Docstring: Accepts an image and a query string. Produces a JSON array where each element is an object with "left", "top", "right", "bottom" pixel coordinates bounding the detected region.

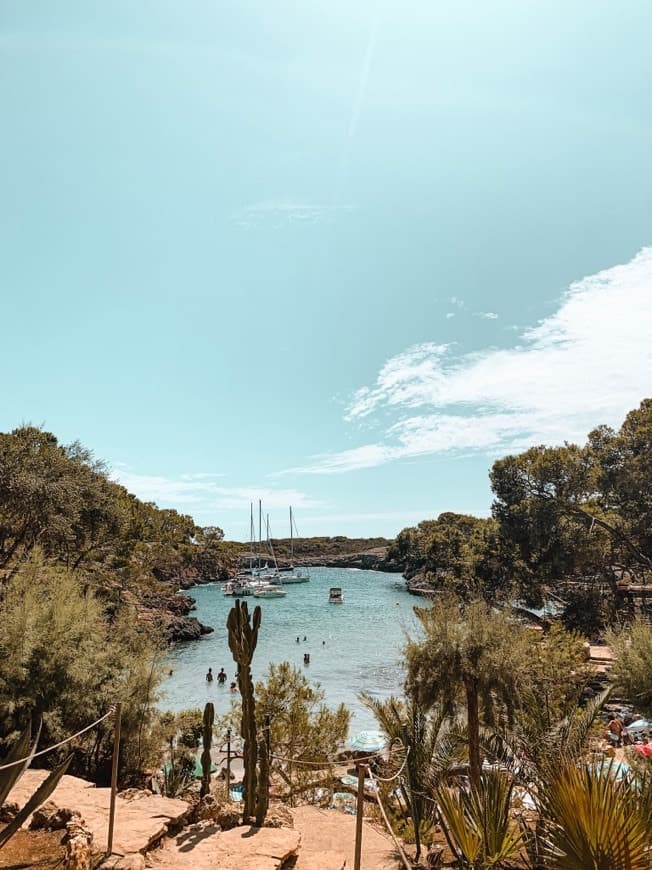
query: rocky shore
[
  {"left": 237, "top": 546, "right": 402, "bottom": 574},
  {"left": 122, "top": 588, "right": 215, "bottom": 643}
]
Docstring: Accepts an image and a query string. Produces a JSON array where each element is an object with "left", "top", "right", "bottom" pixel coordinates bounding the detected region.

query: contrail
[
  {"left": 333, "top": 10, "right": 381, "bottom": 207},
  {"left": 348, "top": 16, "right": 379, "bottom": 141}
]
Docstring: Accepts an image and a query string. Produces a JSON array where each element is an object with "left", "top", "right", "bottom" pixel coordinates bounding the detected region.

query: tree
[
  {"left": 607, "top": 617, "right": 652, "bottom": 717},
  {"left": 0, "top": 550, "right": 163, "bottom": 782},
  {"left": 0, "top": 426, "right": 125, "bottom": 574},
  {"left": 405, "top": 598, "right": 525, "bottom": 789},
  {"left": 389, "top": 513, "right": 514, "bottom": 601},
  {"left": 512, "top": 624, "right": 593, "bottom": 752},
  {"left": 256, "top": 662, "right": 349, "bottom": 804}
]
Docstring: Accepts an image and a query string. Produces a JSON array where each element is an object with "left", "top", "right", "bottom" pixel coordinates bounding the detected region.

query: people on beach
[
  {"left": 206, "top": 667, "right": 213, "bottom": 682},
  {"left": 217, "top": 668, "right": 227, "bottom": 685},
  {"left": 606, "top": 714, "right": 625, "bottom": 747}
]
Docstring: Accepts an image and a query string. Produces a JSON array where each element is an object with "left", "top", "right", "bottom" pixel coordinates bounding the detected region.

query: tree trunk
[{"left": 465, "top": 677, "right": 481, "bottom": 790}]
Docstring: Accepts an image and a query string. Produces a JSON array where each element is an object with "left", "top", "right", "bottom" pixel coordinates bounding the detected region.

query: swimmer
[
  {"left": 230, "top": 681, "right": 238, "bottom": 693},
  {"left": 303, "top": 635, "right": 307, "bottom": 642},
  {"left": 303, "top": 653, "right": 310, "bottom": 665},
  {"left": 206, "top": 667, "right": 213, "bottom": 682},
  {"left": 322, "top": 640, "right": 326, "bottom": 646},
  {"left": 296, "top": 636, "right": 300, "bottom": 643},
  {"left": 217, "top": 667, "right": 227, "bottom": 685}
]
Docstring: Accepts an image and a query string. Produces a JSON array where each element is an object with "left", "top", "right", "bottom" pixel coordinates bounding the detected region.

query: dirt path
[{"left": 290, "top": 805, "right": 401, "bottom": 870}]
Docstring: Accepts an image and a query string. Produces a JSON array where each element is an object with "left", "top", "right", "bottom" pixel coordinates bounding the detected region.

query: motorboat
[
  {"left": 253, "top": 584, "right": 288, "bottom": 598},
  {"left": 329, "top": 587, "right": 344, "bottom": 604}
]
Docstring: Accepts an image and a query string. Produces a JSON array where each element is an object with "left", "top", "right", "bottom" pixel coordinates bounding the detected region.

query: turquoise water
[{"left": 162, "top": 568, "right": 418, "bottom": 732}]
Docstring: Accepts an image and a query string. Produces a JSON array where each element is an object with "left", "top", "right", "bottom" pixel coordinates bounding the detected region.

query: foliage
[
  {"left": 255, "top": 662, "right": 349, "bottom": 804},
  {"left": 534, "top": 759, "right": 650, "bottom": 869},
  {"left": 359, "top": 692, "right": 444, "bottom": 860},
  {"left": 388, "top": 513, "right": 513, "bottom": 601},
  {"left": 0, "top": 551, "right": 163, "bottom": 783},
  {"left": 405, "top": 598, "right": 526, "bottom": 788},
  {"left": 161, "top": 738, "right": 195, "bottom": 798},
  {"left": 0, "top": 725, "right": 72, "bottom": 850},
  {"left": 513, "top": 625, "right": 593, "bottom": 748},
  {"left": 560, "top": 586, "right": 616, "bottom": 638},
  {"left": 490, "top": 399, "right": 652, "bottom": 606},
  {"left": 236, "top": 535, "right": 391, "bottom": 560},
  {"left": 607, "top": 617, "right": 652, "bottom": 717},
  {"left": 226, "top": 599, "right": 268, "bottom": 825},
  {"left": 436, "top": 770, "right": 526, "bottom": 869}
]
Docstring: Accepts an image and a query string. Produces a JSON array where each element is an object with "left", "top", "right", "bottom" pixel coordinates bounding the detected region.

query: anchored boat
[{"left": 328, "top": 587, "right": 344, "bottom": 604}]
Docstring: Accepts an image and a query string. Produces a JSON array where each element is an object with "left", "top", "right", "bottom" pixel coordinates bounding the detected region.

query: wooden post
[
  {"left": 354, "top": 763, "right": 367, "bottom": 870},
  {"left": 226, "top": 728, "right": 231, "bottom": 797},
  {"left": 107, "top": 703, "right": 122, "bottom": 857}
]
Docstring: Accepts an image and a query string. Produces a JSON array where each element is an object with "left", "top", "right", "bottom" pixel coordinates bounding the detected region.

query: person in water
[
  {"left": 217, "top": 668, "right": 227, "bottom": 685},
  {"left": 230, "top": 681, "right": 238, "bottom": 693},
  {"left": 303, "top": 653, "right": 310, "bottom": 665},
  {"left": 303, "top": 635, "right": 307, "bottom": 642},
  {"left": 296, "top": 636, "right": 300, "bottom": 643},
  {"left": 206, "top": 668, "right": 213, "bottom": 682}
]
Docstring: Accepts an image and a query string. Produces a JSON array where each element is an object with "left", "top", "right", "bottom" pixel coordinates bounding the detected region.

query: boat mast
[
  {"left": 289, "top": 506, "right": 294, "bottom": 567},
  {"left": 267, "top": 514, "right": 279, "bottom": 570},
  {"left": 249, "top": 502, "right": 254, "bottom": 573},
  {"left": 258, "top": 499, "right": 262, "bottom": 570}
]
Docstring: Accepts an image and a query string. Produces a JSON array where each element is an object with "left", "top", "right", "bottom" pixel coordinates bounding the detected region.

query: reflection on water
[{"left": 162, "top": 567, "right": 418, "bottom": 732}]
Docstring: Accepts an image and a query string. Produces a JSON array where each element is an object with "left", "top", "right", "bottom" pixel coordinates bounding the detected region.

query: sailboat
[
  {"left": 275, "top": 507, "right": 310, "bottom": 584},
  {"left": 223, "top": 502, "right": 269, "bottom": 596}
]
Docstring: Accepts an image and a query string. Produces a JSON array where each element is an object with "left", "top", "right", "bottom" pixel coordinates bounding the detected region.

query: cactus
[
  {"left": 200, "top": 702, "right": 214, "bottom": 798},
  {"left": 0, "top": 725, "right": 73, "bottom": 850},
  {"left": 226, "top": 599, "right": 268, "bottom": 825},
  {"left": 255, "top": 734, "right": 270, "bottom": 826}
]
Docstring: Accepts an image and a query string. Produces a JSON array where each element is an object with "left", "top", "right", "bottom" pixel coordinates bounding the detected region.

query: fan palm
[
  {"left": 535, "top": 758, "right": 650, "bottom": 870},
  {"left": 436, "top": 769, "right": 526, "bottom": 868},
  {"left": 359, "top": 692, "right": 446, "bottom": 860}
]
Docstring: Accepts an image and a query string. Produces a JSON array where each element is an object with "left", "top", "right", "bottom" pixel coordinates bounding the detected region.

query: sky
[{"left": 2, "top": 1, "right": 652, "bottom": 540}]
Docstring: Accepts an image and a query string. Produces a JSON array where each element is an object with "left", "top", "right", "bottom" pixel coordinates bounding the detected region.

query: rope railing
[
  {"left": 269, "top": 744, "right": 405, "bottom": 768},
  {"left": 369, "top": 745, "right": 410, "bottom": 782},
  {"left": 368, "top": 766, "right": 412, "bottom": 870},
  {"left": 0, "top": 706, "right": 117, "bottom": 772}
]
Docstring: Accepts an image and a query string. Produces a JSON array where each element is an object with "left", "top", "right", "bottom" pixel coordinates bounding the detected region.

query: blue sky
[{"left": 2, "top": 1, "right": 651, "bottom": 539}]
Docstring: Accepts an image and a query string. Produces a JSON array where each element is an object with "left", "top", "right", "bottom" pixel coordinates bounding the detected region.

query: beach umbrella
[
  {"left": 349, "top": 730, "right": 387, "bottom": 753},
  {"left": 590, "top": 759, "right": 630, "bottom": 781}
]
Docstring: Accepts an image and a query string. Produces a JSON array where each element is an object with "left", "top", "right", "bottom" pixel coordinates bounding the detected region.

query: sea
[{"left": 162, "top": 567, "right": 419, "bottom": 733}]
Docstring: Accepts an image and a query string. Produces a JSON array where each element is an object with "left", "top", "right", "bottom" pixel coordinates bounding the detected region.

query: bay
[{"left": 162, "top": 567, "right": 418, "bottom": 732}]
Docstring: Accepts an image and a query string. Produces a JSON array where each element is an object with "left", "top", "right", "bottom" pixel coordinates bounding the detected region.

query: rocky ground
[{"left": 2, "top": 771, "right": 402, "bottom": 870}]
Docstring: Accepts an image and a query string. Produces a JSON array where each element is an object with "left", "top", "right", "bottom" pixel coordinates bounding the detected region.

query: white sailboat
[{"left": 275, "top": 507, "right": 310, "bottom": 584}]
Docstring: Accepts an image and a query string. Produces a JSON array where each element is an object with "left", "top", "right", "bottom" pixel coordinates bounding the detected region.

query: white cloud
[
  {"left": 473, "top": 311, "right": 499, "bottom": 320},
  {"left": 111, "top": 468, "right": 320, "bottom": 518},
  {"left": 232, "top": 199, "right": 356, "bottom": 229},
  {"left": 291, "top": 247, "right": 652, "bottom": 473},
  {"left": 445, "top": 312, "right": 455, "bottom": 319}
]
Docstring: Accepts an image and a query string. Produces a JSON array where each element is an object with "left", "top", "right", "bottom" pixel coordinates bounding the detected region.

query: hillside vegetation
[{"left": 390, "top": 399, "right": 652, "bottom": 634}]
